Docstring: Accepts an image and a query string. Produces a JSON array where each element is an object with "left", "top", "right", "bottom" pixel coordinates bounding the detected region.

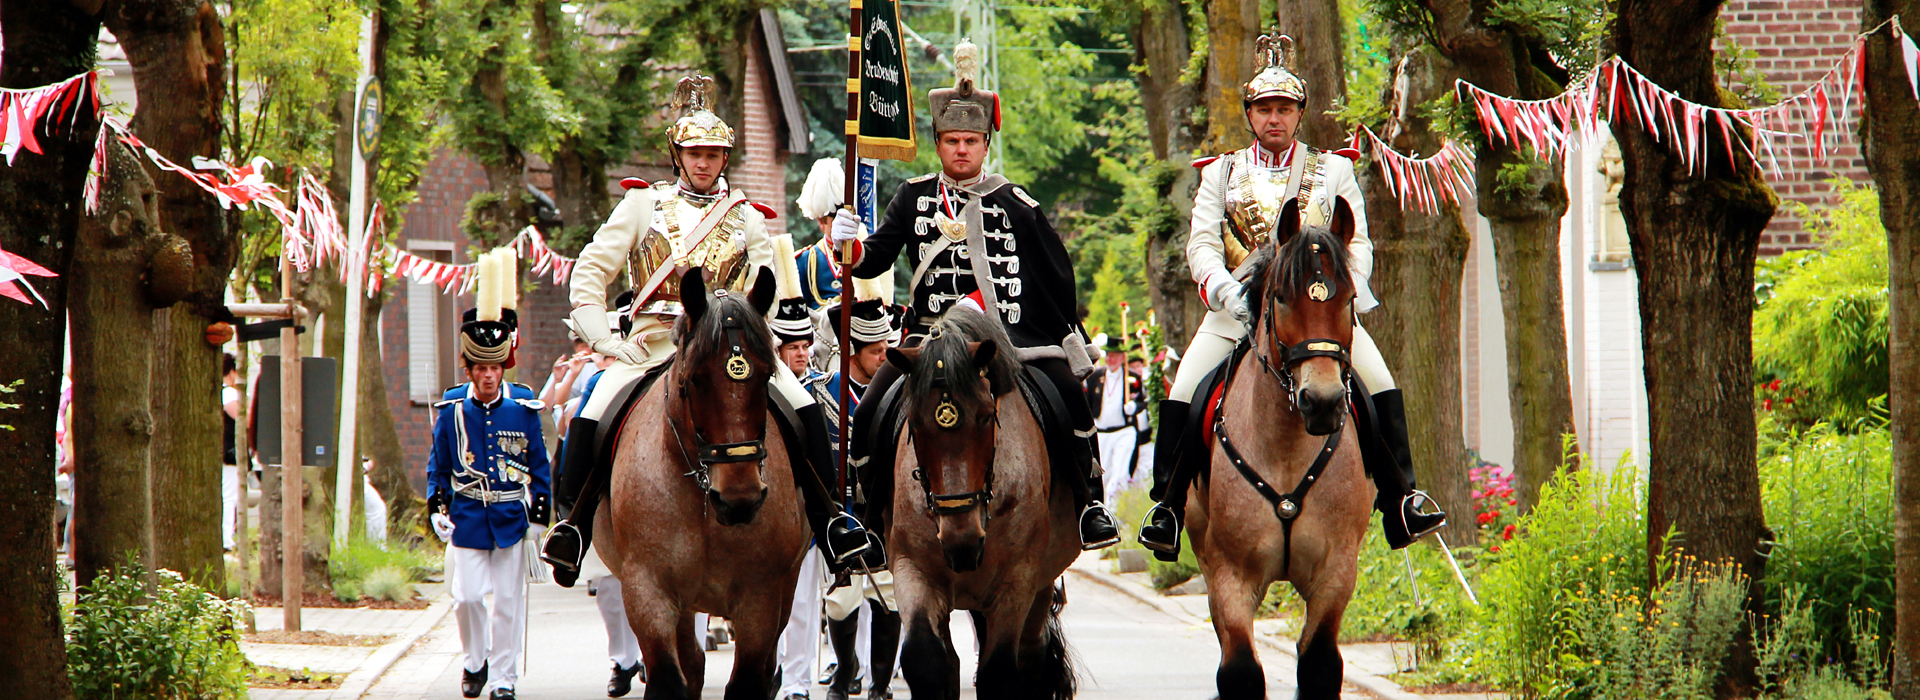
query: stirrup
[
  {"left": 540, "top": 521, "right": 584, "bottom": 571},
  {"left": 1079, "top": 501, "right": 1120, "bottom": 551},
  {"left": 1137, "top": 502, "right": 1181, "bottom": 553},
  {"left": 1401, "top": 491, "right": 1447, "bottom": 541},
  {"left": 822, "top": 512, "right": 874, "bottom": 564}
]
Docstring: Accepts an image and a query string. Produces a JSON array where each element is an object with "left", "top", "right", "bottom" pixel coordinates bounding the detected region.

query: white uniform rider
[{"left": 1137, "top": 34, "right": 1446, "bottom": 558}]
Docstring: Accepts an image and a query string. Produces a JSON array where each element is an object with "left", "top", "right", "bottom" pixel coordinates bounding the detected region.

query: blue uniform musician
[
  {"left": 427, "top": 287, "right": 552, "bottom": 700},
  {"left": 827, "top": 40, "right": 1120, "bottom": 549}
]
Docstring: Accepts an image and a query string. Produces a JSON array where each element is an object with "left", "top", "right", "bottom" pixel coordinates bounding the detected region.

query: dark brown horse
[
  {"left": 1186, "top": 199, "right": 1372, "bottom": 699},
  {"left": 597, "top": 268, "right": 811, "bottom": 700},
  {"left": 879, "top": 308, "right": 1080, "bottom": 700}
]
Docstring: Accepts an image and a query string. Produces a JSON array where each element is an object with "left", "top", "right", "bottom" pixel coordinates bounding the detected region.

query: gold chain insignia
[{"left": 934, "top": 397, "right": 961, "bottom": 429}]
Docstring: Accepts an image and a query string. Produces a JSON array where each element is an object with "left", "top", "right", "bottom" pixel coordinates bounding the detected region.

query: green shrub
[
  {"left": 1753, "top": 181, "right": 1889, "bottom": 426},
  {"left": 66, "top": 565, "right": 252, "bottom": 700},
  {"left": 1477, "top": 466, "right": 1649, "bottom": 697},
  {"left": 1108, "top": 485, "right": 1202, "bottom": 591},
  {"left": 328, "top": 535, "right": 441, "bottom": 602},
  {"left": 1759, "top": 422, "right": 1895, "bottom": 665},
  {"left": 1569, "top": 559, "right": 1750, "bottom": 700},
  {"left": 362, "top": 565, "right": 419, "bottom": 603}
]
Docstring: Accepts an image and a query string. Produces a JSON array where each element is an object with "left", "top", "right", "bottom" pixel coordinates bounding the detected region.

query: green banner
[{"left": 857, "top": 0, "right": 917, "bottom": 161}]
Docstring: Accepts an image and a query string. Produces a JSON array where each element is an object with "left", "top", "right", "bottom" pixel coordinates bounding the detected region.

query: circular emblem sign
[{"left": 357, "top": 78, "right": 385, "bottom": 155}]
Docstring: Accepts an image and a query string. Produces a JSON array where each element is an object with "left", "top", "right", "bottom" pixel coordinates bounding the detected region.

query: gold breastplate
[
  {"left": 1221, "top": 148, "right": 1321, "bottom": 270},
  {"left": 628, "top": 188, "right": 750, "bottom": 304}
]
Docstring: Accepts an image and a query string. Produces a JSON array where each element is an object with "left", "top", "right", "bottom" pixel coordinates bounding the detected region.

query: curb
[
  {"left": 1065, "top": 563, "right": 1424, "bottom": 700},
  {"left": 334, "top": 594, "right": 455, "bottom": 699}
]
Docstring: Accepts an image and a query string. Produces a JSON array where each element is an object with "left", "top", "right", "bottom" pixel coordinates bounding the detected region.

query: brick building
[{"left": 382, "top": 11, "right": 809, "bottom": 490}]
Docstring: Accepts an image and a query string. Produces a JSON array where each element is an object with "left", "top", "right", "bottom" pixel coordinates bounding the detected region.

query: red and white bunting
[
  {"left": 1, "top": 71, "right": 100, "bottom": 165},
  {"left": 1353, "top": 126, "right": 1476, "bottom": 215},
  {"left": 512, "top": 225, "right": 577, "bottom": 286}
]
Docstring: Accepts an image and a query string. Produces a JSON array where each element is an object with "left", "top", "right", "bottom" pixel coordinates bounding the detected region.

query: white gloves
[
  {"left": 1204, "top": 272, "right": 1250, "bottom": 322},
  {"left": 571, "top": 305, "right": 644, "bottom": 365},
  {"left": 828, "top": 208, "right": 863, "bottom": 245},
  {"left": 431, "top": 513, "right": 455, "bottom": 542}
]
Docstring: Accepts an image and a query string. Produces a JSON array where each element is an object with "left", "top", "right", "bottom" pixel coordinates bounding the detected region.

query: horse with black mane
[
  {"left": 872, "top": 307, "right": 1081, "bottom": 700},
  {"left": 1185, "top": 198, "right": 1373, "bottom": 699},
  {"left": 596, "top": 267, "right": 813, "bottom": 700}
]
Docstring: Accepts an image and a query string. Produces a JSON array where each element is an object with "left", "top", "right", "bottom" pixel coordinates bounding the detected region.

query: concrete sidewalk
[
  {"left": 246, "top": 584, "right": 454, "bottom": 700},
  {"left": 1065, "top": 551, "right": 1503, "bottom": 700}
]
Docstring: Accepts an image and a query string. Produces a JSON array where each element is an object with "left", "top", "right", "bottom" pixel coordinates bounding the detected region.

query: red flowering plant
[{"left": 1467, "top": 453, "right": 1521, "bottom": 556}]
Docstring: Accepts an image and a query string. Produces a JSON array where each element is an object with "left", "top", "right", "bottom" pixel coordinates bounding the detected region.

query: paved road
[{"left": 367, "top": 572, "right": 1351, "bottom": 699}]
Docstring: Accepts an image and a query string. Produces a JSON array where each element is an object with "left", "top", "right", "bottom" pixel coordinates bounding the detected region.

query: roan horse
[
  {"left": 876, "top": 308, "right": 1080, "bottom": 700},
  {"left": 597, "top": 267, "right": 810, "bottom": 700},
  {"left": 1186, "top": 198, "right": 1372, "bottom": 699}
]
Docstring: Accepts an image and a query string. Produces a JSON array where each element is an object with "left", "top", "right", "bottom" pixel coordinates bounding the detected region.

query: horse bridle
[
  {"left": 668, "top": 297, "right": 769, "bottom": 495},
  {"left": 908, "top": 351, "right": 997, "bottom": 522}
]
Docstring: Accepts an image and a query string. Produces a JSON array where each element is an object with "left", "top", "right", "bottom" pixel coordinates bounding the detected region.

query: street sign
[{"left": 357, "top": 78, "right": 384, "bottom": 155}]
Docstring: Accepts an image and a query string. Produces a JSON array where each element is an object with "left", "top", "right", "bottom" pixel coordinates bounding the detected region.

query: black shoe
[
  {"left": 1138, "top": 502, "right": 1182, "bottom": 561},
  {"left": 541, "top": 521, "right": 584, "bottom": 588},
  {"left": 1079, "top": 501, "right": 1120, "bottom": 550},
  {"left": 818, "top": 662, "right": 838, "bottom": 686},
  {"left": 461, "top": 663, "right": 487, "bottom": 698},
  {"left": 1384, "top": 491, "right": 1448, "bottom": 549},
  {"left": 489, "top": 688, "right": 516, "bottom": 700},
  {"left": 607, "top": 661, "right": 643, "bottom": 697}
]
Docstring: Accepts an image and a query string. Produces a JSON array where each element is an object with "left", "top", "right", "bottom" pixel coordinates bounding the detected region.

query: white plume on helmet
[{"left": 798, "top": 158, "right": 845, "bottom": 221}]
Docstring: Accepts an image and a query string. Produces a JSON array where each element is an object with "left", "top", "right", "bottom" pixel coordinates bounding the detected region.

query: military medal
[{"left": 934, "top": 212, "right": 967, "bottom": 241}]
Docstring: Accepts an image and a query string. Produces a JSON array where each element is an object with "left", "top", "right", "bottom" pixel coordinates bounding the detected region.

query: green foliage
[
  {"left": 225, "top": 0, "right": 362, "bottom": 168},
  {"left": 372, "top": 0, "right": 454, "bottom": 220},
  {"left": 438, "top": 0, "right": 582, "bottom": 166},
  {"left": 1484, "top": 0, "right": 1610, "bottom": 76},
  {"left": 1758, "top": 423, "right": 1896, "bottom": 666},
  {"left": 66, "top": 565, "right": 253, "bottom": 700},
  {"left": 1476, "top": 465, "right": 1650, "bottom": 696},
  {"left": 328, "top": 535, "right": 441, "bottom": 603},
  {"left": 1564, "top": 560, "right": 1750, "bottom": 700},
  {"left": 1756, "top": 588, "right": 1893, "bottom": 699},
  {"left": 1342, "top": 514, "right": 1477, "bottom": 661},
  {"left": 1753, "top": 182, "right": 1888, "bottom": 425},
  {"left": 1715, "top": 19, "right": 1784, "bottom": 107}
]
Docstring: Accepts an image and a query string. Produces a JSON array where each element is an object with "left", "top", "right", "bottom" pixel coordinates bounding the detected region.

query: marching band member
[{"left": 1137, "top": 33, "right": 1446, "bottom": 559}]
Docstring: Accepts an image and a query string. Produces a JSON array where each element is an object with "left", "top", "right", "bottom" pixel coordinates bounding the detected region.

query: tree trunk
[
  {"left": 1361, "top": 46, "right": 1476, "bottom": 544},
  {"left": 1858, "top": 2, "right": 1920, "bottom": 694},
  {"left": 1485, "top": 150, "right": 1576, "bottom": 510},
  {"left": 1134, "top": 0, "right": 1203, "bottom": 346},
  {"left": 71, "top": 142, "right": 168, "bottom": 590},
  {"left": 550, "top": 139, "right": 610, "bottom": 233},
  {"left": 1201, "top": 0, "right": 1260, "bottom": 155},
  {"left": 103, "top": 0, "right": 231, "bottom": 590},
  {"left": 463, "top": 0, "right": 533, "bottom": 248},
  {"left": 1613, "top": 1, "right": 1774, "bottom": 693},
  {"left": 359, "top": 291, "right": 423, "bottom": 537},
  {"left": 0, "top": 4, "right": 97, "bottom": 697},
  {"left": 1276, "top": 0, "right": 1345, "bottom": 147}
]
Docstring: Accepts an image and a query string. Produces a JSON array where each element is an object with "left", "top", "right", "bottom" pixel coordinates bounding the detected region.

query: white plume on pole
[
  {"left": 952, "top": 39, "right": 980, "bottom": 88},
  {"left": 501, "top": 247, "right": 518, "bottom": 311},
  {"left": 477, "top": 251, "right": 502, "bottom": 321},
  {"left": 797, "top": 158, "right": 845, "bottom": 221},
  {"left": 771, "top": 234, "right": 801, "bottom": 300}
]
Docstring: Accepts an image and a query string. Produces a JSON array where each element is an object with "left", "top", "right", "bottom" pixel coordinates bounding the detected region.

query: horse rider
[
  {"left": 811, "top": 285, "right": 904, "bottom": 700},
  {"left": 427, "top": 296, "right": 552, "bottom": 700},
  {"left": 827, "top": 40, "right": 1120, "bottom": 550},
  {"left": 543, "top": 75, "right": 874, "bottom": 586},
  {"left": 1085, "top": 334, "right": 1145, "bottom": 506},
  {"left": 1137, "top": 33, "right": 1447, "bottom": 559}
]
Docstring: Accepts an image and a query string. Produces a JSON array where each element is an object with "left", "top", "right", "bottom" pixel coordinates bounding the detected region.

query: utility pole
[{"left": 334, "top": 13, "right": 380, "bottom": 549}]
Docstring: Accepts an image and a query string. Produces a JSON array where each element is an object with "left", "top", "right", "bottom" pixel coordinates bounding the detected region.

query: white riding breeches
[
  {"left": 450, "top": 541, "right": 528, "bottom": 691},
  {"left": 579, "top": 325, "right": 815, "bottom": 426},
  {"left": 1168, "top": 309, "right": 1396, "bottom": 404},
  {"left": 776, "top": 547, "right": 826, "bottom": 696}
]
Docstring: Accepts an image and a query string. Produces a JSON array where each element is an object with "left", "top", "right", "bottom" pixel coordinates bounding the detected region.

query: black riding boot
[
  {"left": 1138, "top": 400, "right": 1191, "bottom": 560},
  {"left": 795, "top": 403, "right": 878, "bottom": 568},
  {"left": 1366, "top": 390, "right": 1446, "bottom": 549},
  {"left": 825, "top": 607, "right": 863, "bottom": 700},
  {"left": 542, "top": 417, "right": 601, "bottom": 588},
  {"left": 1079, "top": 449, "right": 1120, "bottom": 550},
  {"left": 868, "top": 600, "right": 901, "bottom": 700}
]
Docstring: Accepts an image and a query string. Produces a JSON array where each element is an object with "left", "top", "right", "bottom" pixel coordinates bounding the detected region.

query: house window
[{"left": 407, "top": 240, "right": 456, "bottom": 402}]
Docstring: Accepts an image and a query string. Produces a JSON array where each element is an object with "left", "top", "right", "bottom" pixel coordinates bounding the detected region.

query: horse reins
[
  {"left": 669, "top": 295, "right": 769, "bottom": 496},
  {"left": 1222, "top": 238, "right": 1352, "bottom": 579}
]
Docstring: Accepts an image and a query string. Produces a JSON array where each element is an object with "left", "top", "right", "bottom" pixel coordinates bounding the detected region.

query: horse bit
[{"left": 670, "top": 291, "right": 768, "bottom": 495}]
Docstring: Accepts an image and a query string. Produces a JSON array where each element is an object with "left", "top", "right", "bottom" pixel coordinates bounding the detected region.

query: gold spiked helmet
[
  {"left": 667, "top": 74, "right": 735, "bottom": 149},
  {"left": 1244, "top": 33, "right": 1306, "bottom": 106}
]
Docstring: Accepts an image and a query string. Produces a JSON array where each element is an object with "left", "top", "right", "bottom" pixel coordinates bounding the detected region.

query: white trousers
[
  {"left": 580, "top": 338, "right": 814, "bottom": 425},
  {"left": 1169, "top": 309, "right": 1395, "bottom": 404},
  {"left": 593, "top": 574, "right": 641, "bottom": 669},
  {"left": 450, "top": 541, "right": 528, "bottom": 691},
  {"left": 1096, "top": 429, "right": 1139, "bottom": 503},
  {"left": 221, "top": 465, "right": 239, "bottom": 550},
  {"left": 775, "top": 547, "right": 826, "bottom": 696}
]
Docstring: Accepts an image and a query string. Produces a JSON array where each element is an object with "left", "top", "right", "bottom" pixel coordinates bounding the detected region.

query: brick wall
[
  {"left": 1718, "top": 0, "right": 1869, "bottom": 255},
  {"left": 735, "top": 21, "right": 791, "bottom": 238}
]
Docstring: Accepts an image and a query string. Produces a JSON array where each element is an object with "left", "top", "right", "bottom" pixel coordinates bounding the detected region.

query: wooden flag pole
[{"left": 837, "top": 0, "right": 862, "bottom": 505}]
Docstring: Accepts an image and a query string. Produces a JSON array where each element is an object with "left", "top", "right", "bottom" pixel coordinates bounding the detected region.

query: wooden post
[
  {"left": 836, "top": 0, "right": 862, "bottom": 504},
  {"left": 235, "top": 340, "right": 252, "bottom": 626},
  {"left": 280, "top": 256, "right": 303, "bottom": 632}
]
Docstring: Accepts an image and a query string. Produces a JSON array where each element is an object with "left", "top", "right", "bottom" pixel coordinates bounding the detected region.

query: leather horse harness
[
  {"left": 1211, "top": 241, "right": 1352, "bottom": 578},
  {"left": 909, "top": 329, "right": 998, "bottom": 523},
  {"left": 667, "top": 290, "right": 770, "bottom": 498}
]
